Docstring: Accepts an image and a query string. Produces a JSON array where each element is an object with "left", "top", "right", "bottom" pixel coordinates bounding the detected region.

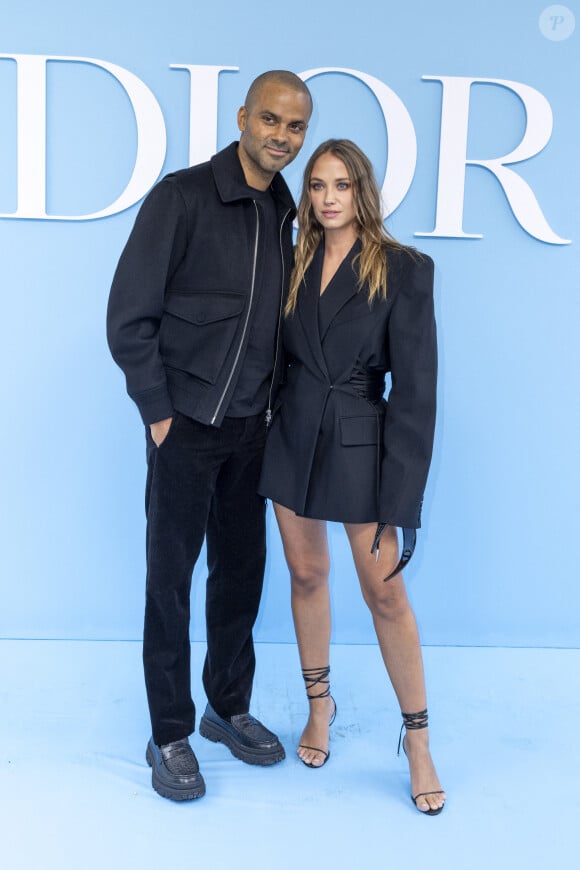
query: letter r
[{"left": 417, "top": 75, "right": 570, "bottom": 245}]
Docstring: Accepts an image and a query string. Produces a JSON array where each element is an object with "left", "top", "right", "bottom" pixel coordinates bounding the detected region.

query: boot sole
[
  {"left": 146, "top": 743, "right": 206, "bottom": 801},
  {"left": 199, "top": 716, "right": 285, "bottom": 766}
]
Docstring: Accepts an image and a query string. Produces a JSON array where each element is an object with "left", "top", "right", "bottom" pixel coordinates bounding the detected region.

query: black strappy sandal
[
  {"left": 397, "top": 709, "right": 446, "bottom": 816},
  {"left": 298, "top": 665, "right": 337, "bottom": 768}
]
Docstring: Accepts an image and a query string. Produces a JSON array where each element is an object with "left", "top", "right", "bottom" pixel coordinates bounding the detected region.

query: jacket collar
[{"left": 210, "top": 141, "right": 296, "bottom": 215}]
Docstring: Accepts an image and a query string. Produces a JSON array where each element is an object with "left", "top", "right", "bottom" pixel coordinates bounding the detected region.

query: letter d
[{"left": 0, "top": 54, "right": 166, "bottom": 221}]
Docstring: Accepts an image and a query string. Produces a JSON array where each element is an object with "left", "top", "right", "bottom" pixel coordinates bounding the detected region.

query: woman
[{"left": 259, "top": 139, "right": 445, "bottom": 815}]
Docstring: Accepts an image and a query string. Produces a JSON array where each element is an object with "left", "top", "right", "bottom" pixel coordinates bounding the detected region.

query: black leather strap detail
[{"left": 370, "top": 525, "right": 417, "bottom": 582}]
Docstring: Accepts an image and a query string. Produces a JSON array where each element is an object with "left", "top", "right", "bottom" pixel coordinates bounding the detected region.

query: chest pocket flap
[
  {"left": 160, "top": 290, "right": 246, "bottom": 385},
  {"left": 164, "top": 290, "right": 246, "bottom": 324}
]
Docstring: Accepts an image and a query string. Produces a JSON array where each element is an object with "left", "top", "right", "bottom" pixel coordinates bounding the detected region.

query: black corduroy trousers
[{"left": 143, "top": 411, "right": 267, "bottom": 746}]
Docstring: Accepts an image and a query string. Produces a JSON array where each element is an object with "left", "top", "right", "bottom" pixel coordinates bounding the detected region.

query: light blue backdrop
[{"left": 1, "top": 0, "right": 578, "bottom": 646}]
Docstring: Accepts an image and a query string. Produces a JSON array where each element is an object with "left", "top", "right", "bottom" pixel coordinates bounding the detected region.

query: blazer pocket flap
[
  {"left": 339, "top": 415, "right": 379, "bottom": 446},
  {"left": 164, "top": 291, "right": 245, "bottom": 326}
]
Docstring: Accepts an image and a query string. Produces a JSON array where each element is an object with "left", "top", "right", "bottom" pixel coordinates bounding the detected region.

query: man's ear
[{"left": 237, "top": 106, "right": 247, "bottom": 133}]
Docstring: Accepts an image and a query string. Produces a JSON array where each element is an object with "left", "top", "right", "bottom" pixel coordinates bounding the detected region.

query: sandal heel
[{"left": 298, "top": 665, "right": 336, "bottom": 769}]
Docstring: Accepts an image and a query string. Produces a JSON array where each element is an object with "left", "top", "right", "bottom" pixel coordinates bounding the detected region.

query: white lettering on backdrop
[
  {"left": 300, "top": 67, "right": 417, "bottom": 217},
  {"left": 0, "top": 55, "right": 571, "bottom": 244},
  {"left": 417, "top": 75, "right": 569, "bottom": 244},
  {"left": 169, "top": 64, "right": 238, "bottom": 166},
  {"left": 0, "top": 54, "right": 167, "bottom": 220}
]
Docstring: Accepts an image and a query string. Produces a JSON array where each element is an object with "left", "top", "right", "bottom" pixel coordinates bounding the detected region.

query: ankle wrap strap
[
  {"left": 397, "top": 708, "right": 428, "bottom": 755},
  {"left": 302, "top": 666, "right": 331, "bottom": 700}
]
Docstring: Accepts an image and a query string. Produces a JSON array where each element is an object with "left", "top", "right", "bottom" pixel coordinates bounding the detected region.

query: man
[{"left": 107, "top": 71, "right": 312, "bottom": 800}]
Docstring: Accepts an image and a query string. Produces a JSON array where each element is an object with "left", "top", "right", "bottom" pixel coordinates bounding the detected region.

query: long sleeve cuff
[{"left": 131, "top": 384, "right": 174, "bottom": 426}]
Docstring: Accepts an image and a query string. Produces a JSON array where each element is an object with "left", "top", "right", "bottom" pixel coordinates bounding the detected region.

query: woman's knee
[
  {"left": 362, "top": 579, "right": 409, "bottom": 620},
  {"left": 289, "top": 558, "right": 330, "bottom": 594}
]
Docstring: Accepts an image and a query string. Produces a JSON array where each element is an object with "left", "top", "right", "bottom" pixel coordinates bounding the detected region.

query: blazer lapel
[
  {"left": 297, "top": 243, "right": 329, "bottom": 378},
  {"left": 318, "top": 238, "right": 364, "bottom": 342}
]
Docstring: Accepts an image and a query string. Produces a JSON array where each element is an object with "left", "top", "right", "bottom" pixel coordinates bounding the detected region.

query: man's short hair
[{"left": 245, "top": 70, "right": 313, "bottom": 114}]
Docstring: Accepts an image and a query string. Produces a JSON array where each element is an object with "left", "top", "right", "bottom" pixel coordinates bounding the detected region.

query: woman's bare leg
[
  {"left": 344, "top": 522, "right": 446, "bottom": 813},
  {"left": 273, "top": 503, "right": 335, "bottom": 766}
]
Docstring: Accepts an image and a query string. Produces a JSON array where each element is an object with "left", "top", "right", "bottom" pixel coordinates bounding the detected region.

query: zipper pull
[{"left": 265, "top": 408, "right": 272, "bottom": 427}]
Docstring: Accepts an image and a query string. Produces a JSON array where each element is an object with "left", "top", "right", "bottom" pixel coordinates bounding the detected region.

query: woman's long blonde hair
[{"left": 286, "top": 139, "right": 408, "bottom": 316}]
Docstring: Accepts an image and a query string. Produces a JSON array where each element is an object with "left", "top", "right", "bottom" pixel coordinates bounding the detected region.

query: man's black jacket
[{"left": 107, "top": 142, "right": 296, "bottom": 426}]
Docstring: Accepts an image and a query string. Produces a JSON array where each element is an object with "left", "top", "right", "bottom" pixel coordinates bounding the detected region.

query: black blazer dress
[{"left": 258, "top": 239, "right": 437, "bottom": 529}]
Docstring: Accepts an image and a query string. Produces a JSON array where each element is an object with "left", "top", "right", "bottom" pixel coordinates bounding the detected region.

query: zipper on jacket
[
  {"left": 266, "top": 207, "right": 292, "bottom": 427},
  {"left": 211, "top": 201, "right": 260, "bottom": 425}
]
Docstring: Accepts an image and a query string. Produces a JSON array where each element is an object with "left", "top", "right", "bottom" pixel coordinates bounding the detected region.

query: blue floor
[{"left": 1, "top": 640, "right": 578, "bottom": 870}]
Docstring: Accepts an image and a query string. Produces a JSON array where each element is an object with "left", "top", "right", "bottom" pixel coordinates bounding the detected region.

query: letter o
[{"left": 299, "top": 67, "right": 417, "bottom": 216}]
